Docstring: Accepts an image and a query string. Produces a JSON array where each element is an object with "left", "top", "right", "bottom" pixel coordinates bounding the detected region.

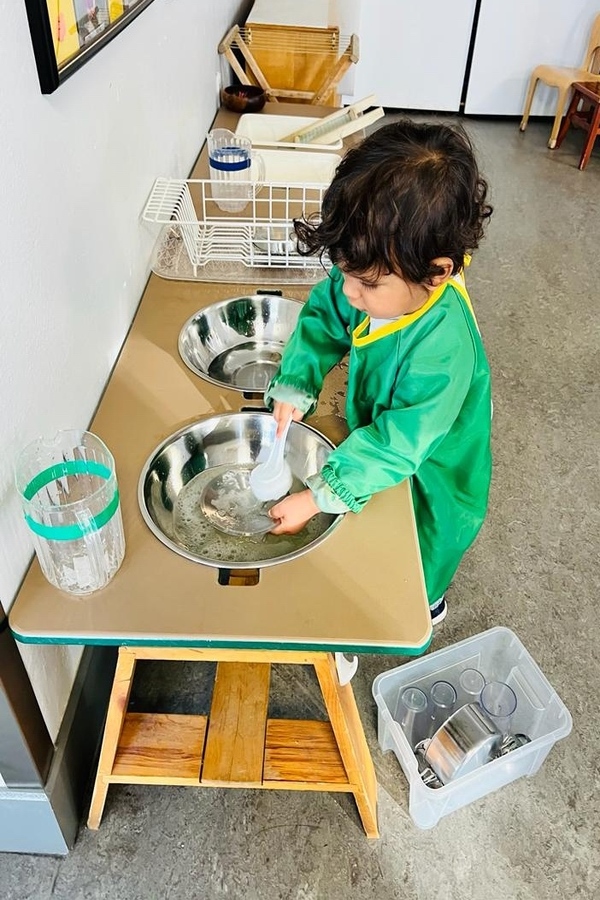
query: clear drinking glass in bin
[
  {"left": 395, "top": 686, "right": 429, "bottom": 749},
  {"left": 480, "top": 681, "right": 517, "bottom": 736},
  {"left": 457, "top": 667, "right": 486, "bottom": 708},
  {"left": 427, "top": 680, "right": 457, "bottom": 737},
  {"left": 15, "top": 430, "right": 125, "bottom": 595}
]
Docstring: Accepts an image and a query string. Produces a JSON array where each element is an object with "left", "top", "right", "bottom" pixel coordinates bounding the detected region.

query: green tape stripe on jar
[{"left": 23, "top": 460, "right": 120, "bottom": 542}]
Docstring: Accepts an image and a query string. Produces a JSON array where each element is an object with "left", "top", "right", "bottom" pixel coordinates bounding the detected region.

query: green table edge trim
[{"left": 9, "top": 627, "right": 433, "bottom": 657}]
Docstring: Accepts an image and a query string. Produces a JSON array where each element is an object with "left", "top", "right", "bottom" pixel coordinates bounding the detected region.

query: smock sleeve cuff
[
  {"left": 305, "top": 474, "right": 352, "bottom": 514},
  {"left": 306, "top": 473, "right": 350, "bottom": 515},
  {"left": 320, "top": 468, "right": 370, "bottom": 514},
  {"left": 264, "top": 381, "right": 316, "bottom": 415}
]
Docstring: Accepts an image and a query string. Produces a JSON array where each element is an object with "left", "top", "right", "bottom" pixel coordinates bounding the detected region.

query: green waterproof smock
[{"left": 266, "top": 266, "right": 492, "bottom": 604}]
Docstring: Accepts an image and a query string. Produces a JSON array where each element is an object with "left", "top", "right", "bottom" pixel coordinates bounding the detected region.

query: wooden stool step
[
  {"left": 112, "top": 713, "right": 207, "bottom": 784},
  {"left": 264, "top": 719, "right": 350, "bottom": 788},
  {"left": 201, "top": 661, "right": 271, "bottom": 786}
]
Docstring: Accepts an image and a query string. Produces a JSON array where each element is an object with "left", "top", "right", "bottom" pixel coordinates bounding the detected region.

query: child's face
[{"left": 340, "top": 267, "right": 432, "bottom": 319}]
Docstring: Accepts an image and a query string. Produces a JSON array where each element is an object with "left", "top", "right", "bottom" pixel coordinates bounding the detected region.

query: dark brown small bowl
[{"left": 221, "top": 84, "right": 267, "bottom": 113}]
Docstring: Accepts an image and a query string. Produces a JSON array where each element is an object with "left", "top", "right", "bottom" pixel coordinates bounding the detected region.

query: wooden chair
[
  {"left": 555, "top": 81, "right": 600, "bottom": 169},
  {"left": 520, "top": 13, "right": 600, "bottom": 148}
]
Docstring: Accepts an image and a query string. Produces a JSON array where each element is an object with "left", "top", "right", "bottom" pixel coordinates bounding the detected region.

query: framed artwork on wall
[{"left": 24, "top": 1, "right": 156, "bottom": 94}]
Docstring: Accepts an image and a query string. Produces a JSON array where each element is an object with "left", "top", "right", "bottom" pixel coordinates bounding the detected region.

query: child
[{"left": 265, "top": 119, "right": 493, "bottom": 624}]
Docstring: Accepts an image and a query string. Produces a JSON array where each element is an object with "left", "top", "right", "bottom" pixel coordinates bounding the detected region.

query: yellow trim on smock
[{"left": 352, "top": 270, "right": 478, "bottom": 347}]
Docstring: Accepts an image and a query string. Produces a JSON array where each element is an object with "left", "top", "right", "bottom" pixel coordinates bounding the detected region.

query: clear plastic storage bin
[{"left": 372, "top": 627, "right": 572, "bottom": 829}]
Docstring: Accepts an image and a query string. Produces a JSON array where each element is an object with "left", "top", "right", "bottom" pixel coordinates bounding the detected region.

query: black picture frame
[{"left": 24, "top": 1, "right": 156, "bottom": 94}]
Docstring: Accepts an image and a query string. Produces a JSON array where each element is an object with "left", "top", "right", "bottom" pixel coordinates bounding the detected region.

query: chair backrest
[{"left": 583, "top": 13, "right": 600, "bottom": 73}]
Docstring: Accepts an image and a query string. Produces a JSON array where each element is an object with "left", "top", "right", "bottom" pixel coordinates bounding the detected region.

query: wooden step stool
[{"left": 88, "top": 646, "right": 379, "bottom": 838}]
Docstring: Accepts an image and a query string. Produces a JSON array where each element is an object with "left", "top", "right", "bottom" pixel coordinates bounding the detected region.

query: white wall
[{"left": 0, "top": 0, "right": 248, "bottom": 740}]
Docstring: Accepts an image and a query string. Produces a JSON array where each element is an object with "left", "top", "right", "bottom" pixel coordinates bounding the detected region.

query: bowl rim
[
  {"left": 137, "top": 410, "right": 344, "bottom": 570},
  {"left": 223, "top": 84, "right": 266, "bottom": 97},
  {"left": 177, "top": 293, "right": 304, "bottom": 392}
]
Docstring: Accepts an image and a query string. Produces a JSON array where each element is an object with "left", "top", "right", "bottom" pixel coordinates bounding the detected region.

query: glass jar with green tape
[{"left": 15, "top": 430, "right": 125, "bottom": 595}]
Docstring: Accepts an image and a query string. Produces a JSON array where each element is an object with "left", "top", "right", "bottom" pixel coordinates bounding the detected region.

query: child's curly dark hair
[{"left": 294, "top": 119, "right": 493, "bottom": 284}]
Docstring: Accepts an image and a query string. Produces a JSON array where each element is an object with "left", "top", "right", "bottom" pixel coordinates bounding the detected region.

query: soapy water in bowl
[
  {"left": 173, "top": 464, "right": 334, "bottom": 564},
  {"left": 203, "top": 466, "right": 274, "bottom": 534}
]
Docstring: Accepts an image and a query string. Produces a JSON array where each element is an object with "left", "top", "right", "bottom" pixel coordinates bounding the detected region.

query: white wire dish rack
[{"left": 142, "top": 178, "right": 330, "bottom": 284}]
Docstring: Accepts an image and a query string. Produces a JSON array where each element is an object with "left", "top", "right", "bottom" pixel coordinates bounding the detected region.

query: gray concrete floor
[{"left": 2, "top": 116, "right": 599, "bottom": 899}]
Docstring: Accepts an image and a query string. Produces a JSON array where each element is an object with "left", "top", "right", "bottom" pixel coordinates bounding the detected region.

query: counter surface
[{"left": 9, "top": 104, "right": 432, "bottom": 655}]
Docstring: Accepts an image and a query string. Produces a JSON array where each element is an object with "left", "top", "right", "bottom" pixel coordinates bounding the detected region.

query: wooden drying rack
[{"left": 218, "top": 24, "right": 359, "bottom": 107}]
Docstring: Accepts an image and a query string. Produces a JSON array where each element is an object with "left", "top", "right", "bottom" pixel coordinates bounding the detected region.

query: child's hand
[
  {"left": 273, "top": 401, "right": 304, "bottom": 438},
  {"left": 268, "top": 490, "right": 320, "bottom": 534}
]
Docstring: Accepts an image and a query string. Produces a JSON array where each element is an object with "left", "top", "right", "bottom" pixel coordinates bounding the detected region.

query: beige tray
[
  {"left": 258, "top": 148, "right": 340, "bottom": 184},
  {"left": 236, "top": 114, "right": 343, "bottom": 150}
]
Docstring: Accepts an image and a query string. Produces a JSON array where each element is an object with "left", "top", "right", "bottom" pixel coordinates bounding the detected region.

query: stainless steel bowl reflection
[
  {"left": 252, "top": 226, "right": 296, "bottom": 256},
  {"left": 424, "top": 702, "right": 503, "bottom": 784},
  {"left": 138, "top": 412, "right": 342, "bottom": 569},
  {"left": 178, "top": 294, "right": 302, "bottom": 392}
]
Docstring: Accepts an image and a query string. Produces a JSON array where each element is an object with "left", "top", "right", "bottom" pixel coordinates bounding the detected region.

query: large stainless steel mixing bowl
[
  {"left": 138, "top": 412, "right": 342, "bottom": 569},
  {"left": 178, "top": 294, "right": 302, "bottom": 392}
]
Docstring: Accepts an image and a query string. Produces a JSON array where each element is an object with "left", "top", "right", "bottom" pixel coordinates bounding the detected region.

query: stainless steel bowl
[
  {"left": 252, "top": 226, "right": 296, "bottom": 256},
  {"left": 178, "top": 294, "right": 302, "bottom": 392},
  {"left": 424, "top": 703, "right": 503, "bottom": 784},
  {"left": 138, "top": 412, "right": 342, "bottom": 569}
]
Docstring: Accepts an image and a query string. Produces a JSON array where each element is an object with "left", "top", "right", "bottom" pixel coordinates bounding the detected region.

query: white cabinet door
[
  {"left": 465, "top": 0, "right": 599, "bottom": 115},
  {"left": 352, "top": 0, "right": 477, "bottom": 111}
]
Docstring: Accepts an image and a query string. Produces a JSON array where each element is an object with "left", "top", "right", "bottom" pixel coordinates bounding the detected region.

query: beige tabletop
[{"left": 9, "top": 104, "right": 432, "bottom": 656}]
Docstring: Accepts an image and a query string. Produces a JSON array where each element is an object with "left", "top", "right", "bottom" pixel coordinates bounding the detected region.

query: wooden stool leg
[
  {"left": 579, "top": 102, "right": 600, "bottom": 169},
  {"left": 87, "top": 648, "right": 137, "bottom": 829},
  {"left": 314, "top": 655, "right": 379, "bottom": 839},
  {"left": 555, "top": 89, "right": 581, "bottom": 149},
  {"left": 519, "top": 74, "right": 539, "bottom": 131}
]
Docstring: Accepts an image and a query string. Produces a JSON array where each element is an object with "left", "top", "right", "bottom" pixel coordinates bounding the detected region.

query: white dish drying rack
[{"left": 142, "top": 178, "right": 329, "bottom": 284}]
